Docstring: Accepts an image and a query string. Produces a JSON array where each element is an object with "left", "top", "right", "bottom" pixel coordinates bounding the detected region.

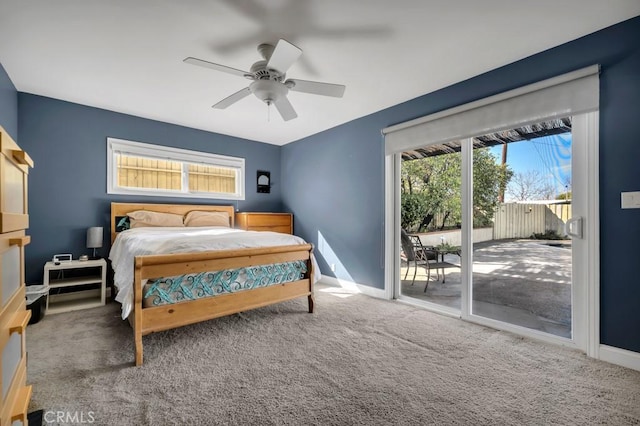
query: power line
[{"left": 529, "top": 135, "right": 570, "bottom": 190}]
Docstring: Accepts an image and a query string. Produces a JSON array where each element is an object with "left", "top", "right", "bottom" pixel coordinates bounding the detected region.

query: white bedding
[{"left": 109, "top": 227, "right": 319, "bottom": 319}]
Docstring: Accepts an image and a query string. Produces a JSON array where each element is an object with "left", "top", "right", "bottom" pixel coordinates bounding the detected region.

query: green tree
[
  {"left": 401, "top": 153, "right": 461, "bottom": 231},
  {"left": 401, "top": 148, "right": 512, "bottom": 231},
  {"left": 401, "top": 193, "right": 429, "bottom": 232},
  {"left": 473, "top": 149, "right": 513, "bottom": 227}
]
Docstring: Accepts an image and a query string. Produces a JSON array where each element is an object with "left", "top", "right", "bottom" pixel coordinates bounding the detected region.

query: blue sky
[{"left": 489, "top": 133, "right": 572, "bottom": 198}]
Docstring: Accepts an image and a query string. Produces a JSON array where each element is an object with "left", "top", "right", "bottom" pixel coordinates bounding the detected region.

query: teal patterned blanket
[{"left": 142, "top": 261, "right": 308, "bottom": 307}]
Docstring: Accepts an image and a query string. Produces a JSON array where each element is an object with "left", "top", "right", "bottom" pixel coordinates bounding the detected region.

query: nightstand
[
  {"left": 44, "top": 258, "right": 107, "bottom": 314},
  {"left": 235, "top": 212, "right": 293, "bottom": 234}
]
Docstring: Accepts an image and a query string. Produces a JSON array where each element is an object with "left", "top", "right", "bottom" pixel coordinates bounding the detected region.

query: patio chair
[
  {"left": 400, "top": 229, "right": 459, "bottom": 292},
  {"left": 400, "top": 229, "right": 437, "bottom": 285}
]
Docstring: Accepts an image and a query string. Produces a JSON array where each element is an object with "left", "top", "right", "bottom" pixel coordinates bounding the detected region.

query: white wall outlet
[
  {"left": 621, "top": 191, "right": 640, "bottom": 209},
  {"left": 330, "top": 263, "right": 336, "bottom": 272}
]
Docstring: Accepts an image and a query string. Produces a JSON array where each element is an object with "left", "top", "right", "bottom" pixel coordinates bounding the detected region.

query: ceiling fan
[{"left": 184, "top": 39, "right": 345, "bottom": 121}]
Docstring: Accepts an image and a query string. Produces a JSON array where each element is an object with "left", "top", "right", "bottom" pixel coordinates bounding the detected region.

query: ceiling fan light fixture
[{"left": 249, "top": 79, "right": 288, "bottom": 104}]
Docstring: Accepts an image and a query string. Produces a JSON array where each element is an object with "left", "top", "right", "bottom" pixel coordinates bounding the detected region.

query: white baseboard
[
  {"left": 599, "top": 344, "right": 640, "bottom": 372},
  {"left": 318, "top": 275, "right": 388, "bottom": 299}
]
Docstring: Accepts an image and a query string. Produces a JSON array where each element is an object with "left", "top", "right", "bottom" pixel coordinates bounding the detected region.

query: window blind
[{"left": 383, "top": 65, "right": 599, "bottom": 154}]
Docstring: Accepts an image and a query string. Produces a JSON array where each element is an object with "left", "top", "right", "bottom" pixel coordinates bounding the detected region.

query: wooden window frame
[{"left": 107, "top": 138, "right": 245, "bottom": 200}]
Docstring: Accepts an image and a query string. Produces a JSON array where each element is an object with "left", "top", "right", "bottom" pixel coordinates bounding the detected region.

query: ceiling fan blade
[
  {"left": 285, "top": 79, "right": 346, "bottom": 98},
  {"left": 212, "top": 87, "right": 252, "bottom": 109},
  {"left": 273, "top": 96, "right": 298, "bottom": 121},
  {"left": 266, "top": 39, "right": 302, "bottom": 74},
  {"left": 184, "top": 57, "right": 250, "bottom": 78}
]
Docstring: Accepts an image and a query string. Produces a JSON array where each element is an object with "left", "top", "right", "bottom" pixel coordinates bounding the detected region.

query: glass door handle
[{"left": 565, "top": 216, "right": 583, "bottom": 239}]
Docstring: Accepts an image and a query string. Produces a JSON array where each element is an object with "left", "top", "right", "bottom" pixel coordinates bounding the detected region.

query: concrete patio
[{"left": 401, "top": 239, "right": 572, "bottom": 337}]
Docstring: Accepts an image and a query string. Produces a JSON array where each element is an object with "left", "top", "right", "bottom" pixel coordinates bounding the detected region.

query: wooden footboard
[{"left": 132, "top": 244, "right": 315, "bottom": 366}]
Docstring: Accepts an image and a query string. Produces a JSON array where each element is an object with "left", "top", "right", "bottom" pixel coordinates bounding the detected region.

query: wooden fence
[{"left": 493, "top": 203, "right": 571, "bottom": 239}]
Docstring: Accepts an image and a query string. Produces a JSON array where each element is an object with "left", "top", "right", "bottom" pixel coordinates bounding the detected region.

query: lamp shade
[{"left": 86, "top": 227, "right": 103, "bottom": 249}]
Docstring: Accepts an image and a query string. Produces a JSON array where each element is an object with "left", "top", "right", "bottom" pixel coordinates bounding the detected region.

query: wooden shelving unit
[{"left": 0, "top": 125, "right": 33, "bottom": 426}]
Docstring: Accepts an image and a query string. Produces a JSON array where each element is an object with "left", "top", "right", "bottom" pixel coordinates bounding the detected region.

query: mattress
[{"left": 109, "top": 226, "right": 319, "bottom": 319}]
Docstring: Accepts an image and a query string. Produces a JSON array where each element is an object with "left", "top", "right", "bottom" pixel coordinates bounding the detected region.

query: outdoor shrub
[
  {"left": 530, "top": 229, "right": 565, "bottom": 240},
  {"left": 401, "top": 194, "right": 428, "bottom": 232}
]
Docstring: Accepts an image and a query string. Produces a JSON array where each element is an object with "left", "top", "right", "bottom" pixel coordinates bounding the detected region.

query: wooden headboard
[{"left": 110, "top": 202, "right": 235, "bottom": 243}]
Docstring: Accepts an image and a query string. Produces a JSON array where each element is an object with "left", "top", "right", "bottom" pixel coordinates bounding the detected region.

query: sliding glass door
[
  {"left": 386, "top": 66, "right": 598, "bottom": 353},
  {"left": 470, "top": 124, "right": 573, "bottom": 338},
  {"left": 393, "top": 117, "right": 592, "bottom": 349},
  {"left": 398, "top": 146, "right": 462, "bottom": 313}
]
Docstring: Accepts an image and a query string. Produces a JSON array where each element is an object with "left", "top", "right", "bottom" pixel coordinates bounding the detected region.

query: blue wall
[
  {"left": 18, "top": 94, "right": 283, "bottom": 284},
  {"left": 0, "top": 63, "right": 18, "bottom": 140},
  {"left": 282, "top": 17, "right": 640, "bottom": 353}
]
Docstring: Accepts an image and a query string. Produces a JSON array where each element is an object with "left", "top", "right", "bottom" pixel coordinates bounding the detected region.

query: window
[{"left": 107, "top": 138, "right": 245, "bottom": 200}]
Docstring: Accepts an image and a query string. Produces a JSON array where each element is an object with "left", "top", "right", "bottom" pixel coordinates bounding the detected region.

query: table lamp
[{"left": 86, "top": 226, "right": 103, "bottom": 259}]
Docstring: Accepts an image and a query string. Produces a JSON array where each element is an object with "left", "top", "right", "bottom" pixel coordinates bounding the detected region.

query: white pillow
[
  {"left": 184, "top": 210, "right": 230, "bottom": 227},
  {"left": 128, "top": 210, "right": 184, "bottom": 228}
]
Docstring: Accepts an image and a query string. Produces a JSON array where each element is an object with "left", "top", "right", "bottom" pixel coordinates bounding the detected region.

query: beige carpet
[{"left": 26, "top": 285, "right": 640, "bottom": 425}]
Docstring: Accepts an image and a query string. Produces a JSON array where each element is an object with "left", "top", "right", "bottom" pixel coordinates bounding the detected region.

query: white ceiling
[{"left": 1, "top": 1, "right": 639, "bottom": 146}]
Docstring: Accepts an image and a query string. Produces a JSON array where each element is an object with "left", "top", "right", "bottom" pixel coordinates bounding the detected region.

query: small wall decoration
[{"left": 257, "top": 170, "right": 271, "bottom": 193}]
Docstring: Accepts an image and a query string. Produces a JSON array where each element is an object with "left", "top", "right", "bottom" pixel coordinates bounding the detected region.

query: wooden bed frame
[{"left": 110, "top": 202, "right": 315, "bottom": 366}]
